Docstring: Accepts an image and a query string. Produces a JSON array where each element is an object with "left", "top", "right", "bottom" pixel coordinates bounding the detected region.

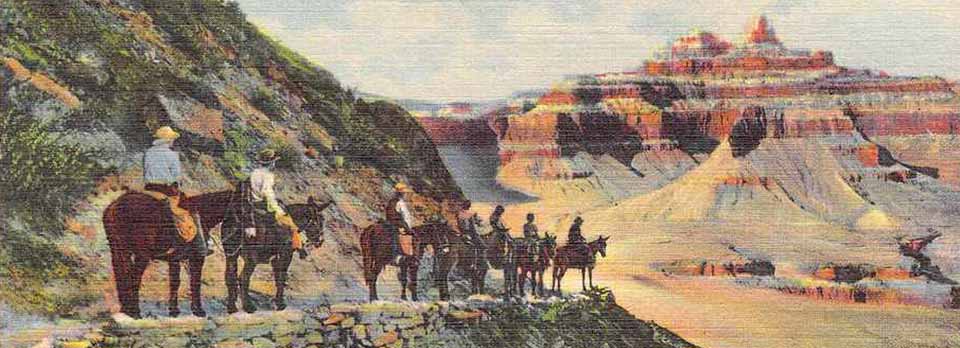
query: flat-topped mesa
[{"left": 644, "top": 16, "right": 835, "bottom": 76}]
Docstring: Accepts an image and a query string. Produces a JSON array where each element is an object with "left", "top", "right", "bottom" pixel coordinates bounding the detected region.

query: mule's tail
[{"left": 103, "top": 201, "right": 133, "bottom": 313}]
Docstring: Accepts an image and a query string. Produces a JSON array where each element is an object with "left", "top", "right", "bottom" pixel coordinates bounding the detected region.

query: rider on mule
[
  {"left": 567, "top": 216, "right": 587, "bottom": 253},
  {"left": 523, "top": 213, "right": 540, "bottom": 254},
  {"left": 489, "top": 205, "right": 512, "bottom": 254},
  {"left": 387, "top": 182, "right": 416, "bottom": 264},
  {"left": 457, "top": 200, "right": 488, "bottom": 266},
  {"left": 249, "top": 149, "right": 308, "bottom": 259},
  {"left": 143, "top": 126, "right": 208, "bottom": 256}
]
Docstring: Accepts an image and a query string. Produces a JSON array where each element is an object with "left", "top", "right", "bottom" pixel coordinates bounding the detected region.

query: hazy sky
[{"left": 234, "top": 0, "right": 960, "bottom": 102}]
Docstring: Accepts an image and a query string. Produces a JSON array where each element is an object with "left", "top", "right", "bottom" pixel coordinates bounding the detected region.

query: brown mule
[
  {"left": 516, "top": 233, "right": 557, "bottom": 297},
  {"left": 360, "top": 222, "right": 453, "bottom": 301},
  {"left": 552, "top": 236, "right": 609, "bottom": 294},
  {"left": 102, "top": 188, "right": 240, "bottom": 318}
]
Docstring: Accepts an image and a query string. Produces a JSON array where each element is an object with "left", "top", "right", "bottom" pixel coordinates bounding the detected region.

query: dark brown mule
[
  {"left": 102, "top": 188, "right": 239, "bottom": 318},
  {"left": 360, "top": 222, "right": 453, "bottom": 301},
  {"left": 453, "top": 215, "right": 489, "bottom": 295},
  {"left": 222, "top": 187, "right": 330, "bottom": 314},
  {"left": 480, "top": 228, "right": 518, "bottom": 296},
  {"left": 552, "top": 236, "right": 609, "bottom": 294},
  {"left": 516, "top": 233, "right": 557, "bottom": 297}
]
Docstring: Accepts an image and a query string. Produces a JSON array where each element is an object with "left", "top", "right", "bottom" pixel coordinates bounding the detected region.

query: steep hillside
[{"left": 0, "top": 0, "right": 462, "bottom": 320}]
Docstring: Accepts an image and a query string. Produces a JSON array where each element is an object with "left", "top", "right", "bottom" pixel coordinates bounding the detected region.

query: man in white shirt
[
  {"left": 386, "top": 182, "right": 415, "bottom": 264},
  {"left": 250, "top": 149, "right": 307, "bottom": 259}
]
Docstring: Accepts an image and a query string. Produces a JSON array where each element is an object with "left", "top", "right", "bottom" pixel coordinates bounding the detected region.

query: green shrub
[
  {"left": 220, "top": 127, "right": 255, "bottom": 181},
  {"left": 251, "top": 86, "right": 286, "bottom": 121},
  {"left": 267, "top": 137, "right": 302, "bottom": 170},
  {"left": 0, "top": 110, "right": 105, "bottom": 225},
  {"left": 0, "top": 222, "right": 95, "bottom": 317}
]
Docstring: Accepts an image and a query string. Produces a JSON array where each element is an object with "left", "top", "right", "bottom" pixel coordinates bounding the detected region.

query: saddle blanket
[{"left": 399, "top": 234, "right": 415, "bottom": 256}]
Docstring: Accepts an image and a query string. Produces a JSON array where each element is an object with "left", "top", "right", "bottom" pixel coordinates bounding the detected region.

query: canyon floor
[{"left": 465, "top": 140, "right": 960, "bottom": 348}]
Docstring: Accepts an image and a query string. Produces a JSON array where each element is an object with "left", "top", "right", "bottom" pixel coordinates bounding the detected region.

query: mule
[
  {"left": 450, "top": 214, "right": 490, "bottom": 295},
  {"left": 516, "top": 233, "right": 557, "bottom": 297},
  {"left": 222, "top": 187, "right": 330, "bottom": 314},
  {"left": 102, "top": 188, "right": 241, "bottom": 318},
  {"left": 552, "top": 236, "right": 609, "bottom": 294},
  {"left": 480, "top": 227, "right": 518, "bottom": 296},
  {"left": 360, "top": 222, "right": 453, "bottom": 301}
]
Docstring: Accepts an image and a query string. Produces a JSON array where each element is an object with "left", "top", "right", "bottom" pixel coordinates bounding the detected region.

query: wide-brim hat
[
  {"left": 394, "top": 182, "right": 412, "bottom": 193},
  {"left": 154, "top": 126, "right": 180, "bottom": 141},
  {"left": 256, "top": 148, "right": 279, "bottom": 164},
  {"left": 574, "top": 216, "right": 584, "bottom": 223}
]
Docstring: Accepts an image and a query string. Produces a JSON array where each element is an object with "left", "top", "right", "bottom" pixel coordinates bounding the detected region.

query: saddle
[
  {"left": 398, "top": 233, "right": 415, "bottom": 256},
  {"left": 138, "top": 189, "right": 198, "bottom": 244}
]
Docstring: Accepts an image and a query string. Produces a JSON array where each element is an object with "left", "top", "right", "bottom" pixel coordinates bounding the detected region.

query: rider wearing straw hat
[
  {"left": 143, "top": 126, "right": 205, "bottom": 256},
  {"left": 250, "top": 148, "right": 308, "bottom": 259},
  {"left": 386, "top": 182, "right": 416, "bottom": 264}
]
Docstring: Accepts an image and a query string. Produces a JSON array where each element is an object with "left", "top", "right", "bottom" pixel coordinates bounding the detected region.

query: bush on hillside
[{"left": 0, "top": 110, "right": 106, "bottom": 228}]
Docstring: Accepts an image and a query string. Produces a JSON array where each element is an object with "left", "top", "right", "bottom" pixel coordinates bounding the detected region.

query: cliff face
[
  {"left": 415, "top": 117, "right": 498, "bottom": 146},
  {"left": 490, "top": 17, "right": 959, "bottom": 195},
  {"left": 0, "top": 0, "right": 461, "bottom": 318}
]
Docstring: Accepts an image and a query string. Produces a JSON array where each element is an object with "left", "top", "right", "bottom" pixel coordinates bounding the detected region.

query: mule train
[{"left": 103, "top": 126, "right": 609, "bottom": 318}]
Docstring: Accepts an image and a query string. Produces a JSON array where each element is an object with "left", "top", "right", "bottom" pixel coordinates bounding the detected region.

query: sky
[{"left": 234, "top": 0, "right": 960, "bottom": 102}]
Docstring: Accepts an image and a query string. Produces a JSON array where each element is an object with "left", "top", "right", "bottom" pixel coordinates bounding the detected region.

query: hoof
[
  {"left": 168, "top": 309, "right": 181, "bottom": 317},
  {"left": 243, "top": 304, "right": 257, "bottom": 314},
  {"left": 274, "top": 300, "right": 286, "bottom": 311},
  {"left": 192, "top": 309, "right": 207, "bottom": 317},
  {"left": 226, "top": 306, "right": 238, "bottom": 314}
]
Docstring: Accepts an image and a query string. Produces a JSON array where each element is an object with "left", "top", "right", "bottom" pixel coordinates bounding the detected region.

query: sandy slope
[{"left": 508, "top": 136, "right": 960, "bottom": 348}]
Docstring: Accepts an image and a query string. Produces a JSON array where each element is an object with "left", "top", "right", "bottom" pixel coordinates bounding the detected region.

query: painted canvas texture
[{"left": 1, "top": 1, "right": 959, "bottom": 348}]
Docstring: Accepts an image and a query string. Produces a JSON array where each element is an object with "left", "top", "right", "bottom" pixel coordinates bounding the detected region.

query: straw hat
[
  {"left": 154, "top": 126, "right": 180, "bottom": 141},
  {"left": 256, "top": 148, "right": 278, "bottom": 164},
  {"left": 394, "top": 182, "right": 412, "bottom": 193}
]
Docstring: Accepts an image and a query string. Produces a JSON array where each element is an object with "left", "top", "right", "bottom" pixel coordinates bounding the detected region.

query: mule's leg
[
  {"left": 588, "top": 267, "right": 594, "bottom": 288},
  {"left": 398, "top": 263, "right": 408, "bottom": 301},
  {"left": 578, "top": 267, "right": 584, "bottom": 289},
  {"left": 552, "top": 267, "right": 558, "bottom": 292},
  {"left": 364, "top": 263, "right": 382, "bottom": 302},
  {"left": 479, "top": 269, "right": 487, "bottom": 295},
  {"left": 434, "top": 258, "right": 450, "bottom": 301},
  {"left": 224, "top": 256, "right": 239, "bottom": 313},
  {"left": 188, "top": 257, "right": 206, "bottom": 317},
  {"left": 240, "top": 257, "right": 258, "bottom": 313},
  {"left": 128, "top": 256, "right": 151, "bottom": 319},
  {"left": 109, "top": 247, "right": 134, "bottom": 317},
  {"left": 408, "top": 259, "right": 420, "bottom": 302},
  {"left": 271, "top": 254, "right": 292, "bottom": 310},
  {"left": 168, "top": 261, "right": 181, "bottom": 317}
]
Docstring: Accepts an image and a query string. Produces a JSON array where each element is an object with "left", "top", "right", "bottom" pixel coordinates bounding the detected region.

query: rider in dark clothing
[
  {"left": 490, "top": 205, "right": 509, "bottom": 235},
  {"left": 567, "top": 216, "right": 586, "bottom": 252},
  {"left": 489, "top": 205, "right": 511, "bottom": 256},
  {"left": 523, "top": 213, "right": 539, "bottom": 254}
]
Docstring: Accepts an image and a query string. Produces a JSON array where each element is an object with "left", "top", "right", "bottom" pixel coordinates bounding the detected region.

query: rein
[{"left": 220, "top": 187, "right": 244, "bottom": 258}]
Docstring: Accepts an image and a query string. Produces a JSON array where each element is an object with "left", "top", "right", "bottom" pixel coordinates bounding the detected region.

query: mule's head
[
  {"left": 594, "top": 235, "right": 609, "bottom": 258},
  {"left": 542, "top": 232, "right": 558, "bottom": 258},
  {"left": 303, "top": 196, "right": 332, "bottom": 248}
]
